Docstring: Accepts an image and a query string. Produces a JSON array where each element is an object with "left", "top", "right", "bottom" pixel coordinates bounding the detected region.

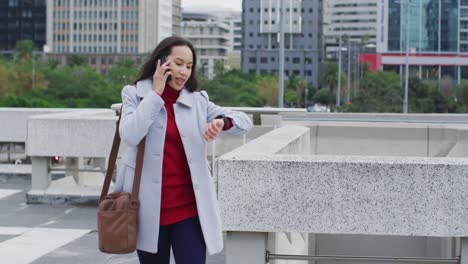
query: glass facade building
[
  {"left": 0, "top": 0, "right": 46, "bottom": 51},
  {"left": 376, "top": 0, "right": 468, "bottom": 83},
  {"left": 388, "top": 0, "right": 459, "bottom": 53}
]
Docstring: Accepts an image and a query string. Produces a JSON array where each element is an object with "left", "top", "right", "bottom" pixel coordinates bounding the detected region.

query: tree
[
  {"left": 214, "top": 59, "right": 225, "bottom": 79},
  {"left": 295, "top": 78, "right": 306, "bottom": 107},
  {"left": 454, "top": 80, "right": 468, "bottom": 112},
  {"left": 0, "top": 63, "right": 16, "bottom": 95},
  {"left": 256, "top": 75, "right": 279, "bottom": 107},
  {"left": 313, "top": 88, "right": 332, "bottom": 105},
  {"left": 68, "top": 54, "right": 88, "bottom": 67},
  {"left": 107, "top": 59, "right": 139, "bottom": 86},
  {"left": 343, "top": 71, "right": 402, "bottom": 112},
  {"left": 201, "top": 70, "right": 263, "bottom": 107},
  {"left": 321, "top": 63, "right": 338, "bottom": 111},
  {"left": 285, "top": 75, "right": 306, "bottom": 107},
  {"left": 15, "top": 40, "right": 33, "bottom": 63},
  {"left": 361, "top": 33, "right": 370, "bottom": 44}
]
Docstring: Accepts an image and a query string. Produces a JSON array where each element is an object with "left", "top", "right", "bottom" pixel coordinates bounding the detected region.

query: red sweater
[{"left": 159, "top": 85, "right": 198, "bottom": 225}]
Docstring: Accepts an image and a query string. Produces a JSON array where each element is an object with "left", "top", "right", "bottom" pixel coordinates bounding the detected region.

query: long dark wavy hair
[{"left": 133, "top": 36, "right": 198, "bottom": 92}]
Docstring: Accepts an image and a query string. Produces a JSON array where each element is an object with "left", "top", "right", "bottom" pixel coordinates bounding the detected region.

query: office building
[
  {"left": 375, "top": 0, "right": 468, "bottom": 82},
  {"left": 181, "top": 12, "right": 231, "bottom": 79},
  {"left": 323, "top": 0, "right": 378, "bottom": 58},
  {"left": 242, "top": 0, "right": 322, "bottom": 86},
  {"left": 172, "top": 0, "right": 182, "bottom": 36},
  {"left": 45, "top": 0, "right": 173, "bottom": 54},
  {"left": 0, "top": 0, "right": 46, "bottom": 51}
]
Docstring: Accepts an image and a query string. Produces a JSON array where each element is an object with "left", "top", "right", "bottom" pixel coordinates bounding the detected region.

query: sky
[{"left": 182, "top": 0, "right": 241, "bottom": 12}]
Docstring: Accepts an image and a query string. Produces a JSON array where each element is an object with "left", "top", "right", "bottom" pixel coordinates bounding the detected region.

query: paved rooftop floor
[{"left": 0, "top": 173, "right": 225, "bottom": 264}]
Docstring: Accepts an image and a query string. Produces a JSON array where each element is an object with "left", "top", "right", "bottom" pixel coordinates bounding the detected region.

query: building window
[
  {"left": 249, "top": 57, "right": 256, "bottom": 63},
  {"left": 293, "top": 57, "right": 300, "bottom": 64},
  {"left": 293, "top": 70, "right": 300, "bottom": 75},
  {"left": 306, "top": 70, "right": 312, "bottom": 76},
  {"left": 260, "top": 57, "right": 268, "bottom": 63}
]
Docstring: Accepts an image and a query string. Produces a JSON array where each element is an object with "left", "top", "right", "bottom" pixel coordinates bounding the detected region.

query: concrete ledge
[
  {"left": 0, "top": 164, "right": 31, "bottom": 177},
  {"left": 223, "top": 126, "right": 311, "bottom": 157},
  {"left": 218, "top": 154, "right": 468, "bottom": 237},
  {"left": 0, "top": 108, "right": 76, "bottom": 142},
  {"left": 26, "top": 109, "right": 117, "bottom": 157},
  {"left": 26, "top": 176, "right": 102, "bottom": 206},
  {"left": 282, "top": 112, "right": 468, "bottom": 124}
]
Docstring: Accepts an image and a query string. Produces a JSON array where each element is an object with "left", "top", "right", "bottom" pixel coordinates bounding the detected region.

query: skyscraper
[
  {"left": 323, "top": 0, "right": 378, "bottom": 58},
  {"left": 45, "top": 0, "right": 173, "bottom": 54},
  {"left": 0, "top": 0, "right": 46, "bottom": 51},
  {"left": 181, "top": 12, "right": 231, "bottom": 79},
  {"left": 241, "top": 0, "right": 322, "bottom": 87},
  {"left": 376, "top": 0, "right": 468, "bottom": 83}
]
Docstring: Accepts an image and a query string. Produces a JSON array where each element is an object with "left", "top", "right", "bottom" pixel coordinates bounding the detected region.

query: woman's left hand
[{"left": 203, "top": 119, "right": 224, "bottom": 142}]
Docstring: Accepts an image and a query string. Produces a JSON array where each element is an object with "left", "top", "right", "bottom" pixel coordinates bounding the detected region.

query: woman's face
[{"left": 166, "top": 45, "right": 193, "bottom": 90}]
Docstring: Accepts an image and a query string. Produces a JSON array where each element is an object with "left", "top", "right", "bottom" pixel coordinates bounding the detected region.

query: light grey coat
[{"left": 113, "top": 79, "right": 252, "bottom": 255}]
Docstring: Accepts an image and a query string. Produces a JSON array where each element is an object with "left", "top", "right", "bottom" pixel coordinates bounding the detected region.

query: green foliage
[
  {"left": 343, "top": 71, "right": 402, "bottom": 112},
  {"left": 3, "top": 53, "right": 468, "bottom": 113},
  {"left": 342, "top": 73, "right": 460, "bottom": 113},
  {"left": 68, "top": 54, "right": 88, "bottom": 67},
  {"left": 456, "top": 80, "right": 468, "bottom": 106},
  {"left": 201, "top": 70, "right": 263, "bottom": 107},
  {"left": 313, "top": 88, "right": 333, "bottom": 105},
  {"left": 15, "top": 40, "right": 33, "bottom": 63}
]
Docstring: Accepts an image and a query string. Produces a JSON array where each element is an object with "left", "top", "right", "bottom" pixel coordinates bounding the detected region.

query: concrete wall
[
  {"left": 283, "top": 121, "right": 468, "bottom": 158},
  {"left": 219, "top": 154, "right": 468, "bottom": 237},
  {"left": 26, "top": 109, "right": 116, "bottom": 157},
  {"left": 219, "top": 126, "right": 311, "bottom": 264},
  {"left": 218, "top": 126, "right": 468, "bottom": 264},
  {"left": 281, "top": 112, "right": 468, "bottom": 123},
  {"left": 0, "top": 108, "right": 75, "bottom": 143}
]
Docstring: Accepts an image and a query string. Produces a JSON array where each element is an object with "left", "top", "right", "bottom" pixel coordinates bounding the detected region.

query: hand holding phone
[
  {"left": 159, "top": 56, "right": 172, "bottom": 82},
  {"left": 152, "top": 57, "right": 172, "bottom": 95}
]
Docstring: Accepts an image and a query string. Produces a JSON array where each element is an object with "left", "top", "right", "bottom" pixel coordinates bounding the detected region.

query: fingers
[
  {"left": 154, "top": 59, "right": 172, "bottom": 81},
  {"left": 162, "top": 59, "right": 171, "bottom": 67},
  {"left": 203, "top": 121, "right": 222, "bottom": 142},
  {"left": 156, "top": 59, "right": 171, "bottom": 68}
]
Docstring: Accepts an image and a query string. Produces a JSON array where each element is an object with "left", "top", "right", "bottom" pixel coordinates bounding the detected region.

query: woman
[{"left": 113, "top": 36, "right": 252, "bottom": 264}]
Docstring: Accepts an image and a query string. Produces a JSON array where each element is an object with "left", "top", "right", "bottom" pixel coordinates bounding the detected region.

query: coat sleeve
[
  {"left": 119, "top": 85, "right": 165, "bottom": 146},
  {"left": 201, "top": 90, "right": 253, "bottom": 136}
]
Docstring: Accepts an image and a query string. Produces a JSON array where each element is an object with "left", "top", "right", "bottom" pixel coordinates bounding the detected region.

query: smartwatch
[{"left": 215, "top": 115, "right": 229, "bottom": 130}]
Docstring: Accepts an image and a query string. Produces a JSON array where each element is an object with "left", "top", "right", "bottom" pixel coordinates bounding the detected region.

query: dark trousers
[{"left": 137, "top": 216, "right": 206, "bottom": 264}]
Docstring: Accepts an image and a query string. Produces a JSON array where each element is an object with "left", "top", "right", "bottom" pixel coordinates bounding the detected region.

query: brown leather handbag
[{"left": 97, "top": 106, "right": 145, "bottom": 254}]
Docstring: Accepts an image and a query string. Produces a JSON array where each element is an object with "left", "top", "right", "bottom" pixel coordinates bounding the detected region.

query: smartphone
[{"left": 157, "top": 56, "right": 172, "bottom": 82}]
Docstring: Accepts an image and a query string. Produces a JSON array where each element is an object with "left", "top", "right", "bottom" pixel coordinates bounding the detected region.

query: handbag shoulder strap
[{"left": 100, "top": 88, "right": 145, "bottom": 203}]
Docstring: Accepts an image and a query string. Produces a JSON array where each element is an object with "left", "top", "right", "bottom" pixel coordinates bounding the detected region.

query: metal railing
[{"left": 266, "top": 251, "right": 460, "bottom": 264}]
